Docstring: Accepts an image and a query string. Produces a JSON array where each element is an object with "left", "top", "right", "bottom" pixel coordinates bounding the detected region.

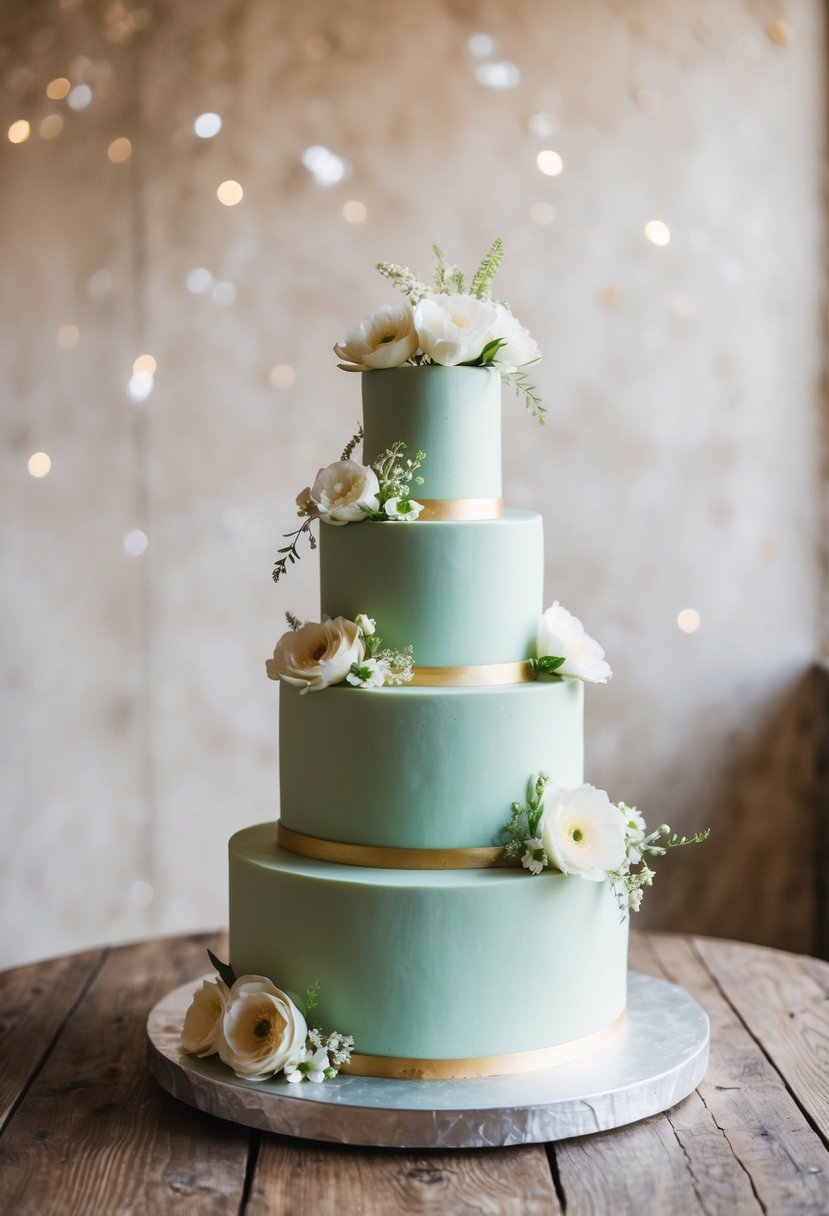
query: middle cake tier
[
  {"left": 279, "top": 678, "right": 583, "bottom": 849},
  {"left": 319, "top": 510, "right": 542, "bottom": 666}
]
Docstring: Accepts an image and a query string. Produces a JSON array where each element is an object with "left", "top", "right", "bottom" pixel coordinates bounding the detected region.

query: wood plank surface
[
  {"left": 645, "top": 933, "right": 829, "bottom": 1216},
  {"left": 0, "top": 948, "right": 104, "bottom": 1133},
  {"left": 0, "top": 932, "right": 250, "bottom": 1216},
  {"left": 695, "top": 936, "right": 829, "bottom": 1143},
  {"left": 248, "top": 1141, "right": 561, "bottom": 1216}
]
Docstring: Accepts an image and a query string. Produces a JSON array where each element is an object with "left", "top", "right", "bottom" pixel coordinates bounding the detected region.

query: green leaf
[
  {"left": 470, "top": 238, "right": 504, "bottom": 299},
  {"left": 207, "top": 949, "right": 237, "bottom": 988},
  {"left": 535, "top": 655, "right": 567, "bottom": 675}
]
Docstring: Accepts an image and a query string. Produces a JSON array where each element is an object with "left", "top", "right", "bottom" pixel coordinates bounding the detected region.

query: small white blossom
[
  {"left": 384, "top": 496, "right": 423, "bottom": 522},
  {"left": 346, "top": 658, "right": 387, "bottom": 689},
  {"left": 521, "top": 838, "right": 547, "bottom": 876},
  {"left": 355, "top": 613, "right": 376, "bottom": 637},
  {"left": 305, "top": 1045, "right": 331, "bottom": 1083}
]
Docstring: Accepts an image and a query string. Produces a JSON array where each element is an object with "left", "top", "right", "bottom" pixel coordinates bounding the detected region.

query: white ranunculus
[
  {"left": 266, "top": 616, "right": 364, "bottom": 693},
  {"left": 537, "top": 601, "right": 612, "bottom": 684},
  {"left": 541, "top": 784, "right": 628, "bottom": 882},
  {"left": 334, "top": 301, "right": 418, "bottom": 371},
  {"left": 310, "top": 459, "right": 380, "bottom": 525},
  {"left": 383, "top": 496, "right": 423, "bottom": 521},
  {"left": 490, "top": 303, "right": 541, "bottom": 370},
  {"left": 413, "top": 293, "right": 499, "bottom": 366},
  {"left": 219, "top": 975, "right": 308, "bottom": 1080},
  {"left": 180, "top": 978, "right": 229, "bottom": 1057}
]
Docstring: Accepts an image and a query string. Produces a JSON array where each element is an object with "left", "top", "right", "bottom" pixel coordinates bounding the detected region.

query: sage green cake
[{"left": 230, "top": 366, "right": 629, "bottom": 1078}]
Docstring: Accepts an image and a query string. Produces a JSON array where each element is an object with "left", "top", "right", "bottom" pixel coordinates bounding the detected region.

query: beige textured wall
[{"left": 1, "top": 0, "right": 825, "bottom": 966}]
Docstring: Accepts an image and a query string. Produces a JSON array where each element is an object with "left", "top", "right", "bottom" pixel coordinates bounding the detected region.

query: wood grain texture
[
  {"left": 0, "top": 933, "right": 249, "bottom": 1216},
  {"left": 694, "top": 936, "right": 829, "bottom": 1143},
  {"left": 0, "top": 948, "right": 104, "bottom": 1133},
  {"left": 645, "top": 933, "right": 829, "bottom": 1215},
  {"left": 247, "top": 1141, "right": 561, "bottom": 1216}
]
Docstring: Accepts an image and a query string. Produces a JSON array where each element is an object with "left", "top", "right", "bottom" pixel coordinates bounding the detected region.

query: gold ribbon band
[
  {"left": 341, "top": 1012, "right": 627, "bottom": 1080},
  {"left": 417, "top": 497, "right": 503, "bottom": 521},
  {"left": 409, "top": 661, "right": 533, "bottom": 687},
  {"left": 277, "top": 822, "right": 507, "bottom": 870}
]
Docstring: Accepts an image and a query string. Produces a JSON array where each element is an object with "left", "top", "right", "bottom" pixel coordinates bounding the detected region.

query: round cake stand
[{"left": 147, "top": 970, "right": 709, "bottom": 1149}]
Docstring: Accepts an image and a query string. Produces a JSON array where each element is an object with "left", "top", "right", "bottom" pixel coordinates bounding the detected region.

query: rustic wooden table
[{"left": 1, "top": 930, "right": 828, "bottom": 1215}]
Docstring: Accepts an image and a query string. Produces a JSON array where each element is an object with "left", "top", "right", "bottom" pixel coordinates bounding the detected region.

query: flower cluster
[
  {"left": 532, "top": 602, "right": 612, "bottom": 685},
  {"left": 503, "top": 774, "right": 708, "bottom": 914},
  {"left": 334, "top": 242, "right": 545, "bottom": 423},
  {"left": 347, "top": 613, "right": 415, "bottom": 689},
  {"left": 180, "top": 953, "right": 352, "bottom": 1083},
  {"left": 273, "top": 435, "right": 425, "bottom": 583},
  {"left": 266, "top": 611, "right": 414, "bottom": 693}
]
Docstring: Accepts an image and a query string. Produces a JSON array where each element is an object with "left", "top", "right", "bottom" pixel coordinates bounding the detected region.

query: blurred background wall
[{"left": 1, "top": 0, "right": 826, "bottom": 968}]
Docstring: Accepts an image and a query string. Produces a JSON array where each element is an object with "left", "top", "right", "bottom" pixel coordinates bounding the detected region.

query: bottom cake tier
[{"left": 229, "top": 824, "right": 629, "bottom": 1079}]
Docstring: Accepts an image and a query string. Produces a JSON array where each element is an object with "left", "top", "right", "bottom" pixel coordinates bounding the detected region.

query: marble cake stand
[{"left": 147, "top": 970, "right": 709, "bottom": 1149}]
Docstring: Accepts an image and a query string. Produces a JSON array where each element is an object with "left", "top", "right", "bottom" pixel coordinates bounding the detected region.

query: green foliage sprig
[
  {"left": 503, "top": 772, "right": 550, "bottom": 859},
  {"left": 608, "top": 816, "right": 711, "bottom": 917},
  {"left": 341, "top": 424, "right": 364, "bottom": 462},
  {"left": 501, "top": 368, "right": 547, "bottom": 424},
  {"left": 529, "top": 655, "right": 566, "bottom": 678}
]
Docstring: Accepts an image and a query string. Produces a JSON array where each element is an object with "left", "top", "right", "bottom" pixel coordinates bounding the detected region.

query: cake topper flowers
[
  {"left": 334, "top": 241, "right": 545, "bottom": 424},
  {"left": 503, "top": 774, "right": 709, "bottom": 916}
]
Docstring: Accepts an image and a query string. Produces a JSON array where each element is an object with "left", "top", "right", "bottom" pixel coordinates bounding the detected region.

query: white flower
[
  {"left": 540, "top": 784, "right": 628, "bottom": 882},
  {"left": 622, "top": 804, "right": 647, "bottom": 863},
  {"left": 283, "top": 1049, "right": 306, "bottom": 1083},
  {"left": 334, "top": 301, "right": 418, "bottom": 371},
  {"left": 181, "top": 978, "right": 229, "bottom": 1057},
  {"left": 355, "top": 613, "right": 376, "bottom": 637},
  {"left": 305, "top": 1045, "right": 331, "bottom": 1083},
  {"left": 537, "top": 601, "right": 612, "bottom": 684},
  {"left": 384, "top": 496, "right": 423, "bottom": 521},
  {"left": 310, "top": 459, "right": 380, "bottom": 525},
  {"left": 218, "top": 975, "right": 308, "bottom": 1080},
  {"left": 266, "top": 616, "right": 364, "bottom": 693},
  {"left": 346, "top": 657, "right": 386, "bottom": 689},
  {"left": 521, "top": 838, "right": 547, "bottom": 876},
  {"left": 413, "top": 293, "right": 498, "bottom": 366},
  {"left": 490, "top": 304, "right": 541, "bottom": 370}
]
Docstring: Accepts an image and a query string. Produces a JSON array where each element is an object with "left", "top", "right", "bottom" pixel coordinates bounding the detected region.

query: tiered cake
[{"left": 228, "top": 365, "right": 629, "bottom": 1079}]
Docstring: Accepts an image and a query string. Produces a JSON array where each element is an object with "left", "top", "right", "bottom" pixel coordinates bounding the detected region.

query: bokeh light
[
  {"left": 67, "top": 84, "right": 92, "bottom": 110},
  {"left": 269, "top": 364, "right": 296, "bottom": 388},
  {"left": 107, "top": 137, "right": 132, "bottom": 163},
  {"left": 27, "top": 452, "right": 52, "bottom": 478},
  {"left": 46, "top": 77, "right": 71, "bottom": 100},
  {"left": 645, "top": 220, "right": 671, "bottom": 246},
  {"left": 677, "top": 609, "right": 701, "bottom": 634},
  {"left": 123, "top": 529, "right": 148, "bottom": 556},
  {"left": 133, "top": 354, "right": 157, "bottom": 376},
  {"left": 217, "top": 179, "right": 243, "bottom": 206},
  {"left": 56, "top": 324, "right": 80, "bottom": 349},
  {"left": 40, "top": 114, "right": 64, "bottom": 139},
  {"left": 342, "top": 200, "right": 367, "bottom": 224},
  {"left": 536, "top": 149, "right": 564, "bottom": 176},
  {"left": 194, "top": 112, "right": 222, "bottom": 138},
  {"left": 8, "top": 119, "right": 30, "bottom": 144}
]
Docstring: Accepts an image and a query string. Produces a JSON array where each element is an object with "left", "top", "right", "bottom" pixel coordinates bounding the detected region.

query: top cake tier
[{"left": 362, "top": 365, "right": 501, "bottom": 508}]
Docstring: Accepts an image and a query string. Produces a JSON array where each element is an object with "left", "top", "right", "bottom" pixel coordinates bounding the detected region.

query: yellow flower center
[
  {"left": 254, "top": 1018, "right": 271, "bottom": 1039},
  {"left": 379, "top": 332, "right": 397, "bottom": 344}
]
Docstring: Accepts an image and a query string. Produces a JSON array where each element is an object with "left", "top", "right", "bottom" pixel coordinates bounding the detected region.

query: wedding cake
[{"left": 180, "top": 244, "right": 705, "bottom": 1085}]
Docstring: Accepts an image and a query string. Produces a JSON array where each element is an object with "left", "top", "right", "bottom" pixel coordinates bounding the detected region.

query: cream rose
[
  {"left": 334, "top": 301, "right": 418, "bottom": 372},
  {"left": 490, "top": 304, "right": 540, "bottom": 370},
  {"left": 218, "top": 975, "right": 308, "bottom": 1080},
  {"left": 266, "top": 616, "right": 364, "bottom": 693},
  {"left": 310, "top": 459, "right": 380, "bottom": 525},
  {"left": 180, "top": 978, "right": 229, "bottom": 1057},
  {"left": 413, "top": 293, "right": 499, "bottom": 366},
  {"left": 537, "top": 601, "right": 612, "bottom": 684},
  {"left": 541, "top": 784, "right": 628, "bottom": 882}
]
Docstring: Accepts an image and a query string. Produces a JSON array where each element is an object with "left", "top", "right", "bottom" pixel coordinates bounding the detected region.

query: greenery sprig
[
  {"left": 363, "top": 441, "right": 425, "bottom": 520},
  {"left": 341, "top": 424, "right": 364, "bottom": 462},
  {"left": 272, "top": 515, "right": 317, "bottom": 584},
  {"left": 503, "top": 772, "right": 550, "bottom": 859},
  {"left": 609, "top": 814, "right": 711, "bottom": 917},
  {"left": 501, "top": 368, "right": 546, "bottom": 424},
  {"left": 529, "top": 655, "right": 566, "bottom": 678}
]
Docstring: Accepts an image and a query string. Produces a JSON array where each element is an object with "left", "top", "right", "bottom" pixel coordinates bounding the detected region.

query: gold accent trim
[
  {"left": 409, "top": 661, "right": 533, "bottom": 687},
  {"left": 341, "top": 1012, "right": 627, "bottom": 1079},
  {"left": 418, "top": 497, "right": 503, "bottom": 521},
  {"left": 277, "top": 822, "right": 508, "bottom": 870}
]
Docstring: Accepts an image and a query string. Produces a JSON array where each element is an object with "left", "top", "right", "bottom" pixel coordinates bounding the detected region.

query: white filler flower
[
  {"left": 541, "top": 784, "right": 628, "bottom": 882},
  {"left": 383, "top": 496, "right": 423, "bottom": 521},
  {"left": 413, "top": 293, "right": 498, "bottom": 366},
  {"left": 267, "top": 616, "right": 364, "bottom": 693},
  {"left": 537, "top": 601, "right": 612, "bottom": 684},
  {"left": 334, "top": 301, "right": 418, "bottom": 371},
  {"left": 180, "top": 978, "right": 229, "bottom": 1057},
  {"left": 219, "top": 975, "right": 308, "bottom": 1080}
]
